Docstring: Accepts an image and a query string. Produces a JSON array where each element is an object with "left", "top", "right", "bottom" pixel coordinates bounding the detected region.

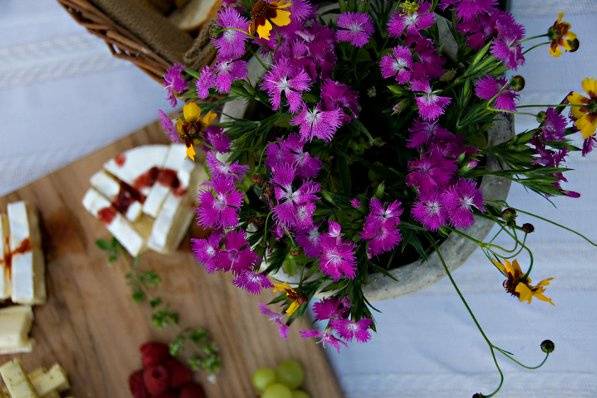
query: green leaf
[
  {"left": 132, "top": 289, "right": 146, "bottom": 303},
  {"left": 95, "top": 239, "right": 111, "bottom": 251},
  {"left": 149, "top": 297, "right": 163, "bottom": 308}
]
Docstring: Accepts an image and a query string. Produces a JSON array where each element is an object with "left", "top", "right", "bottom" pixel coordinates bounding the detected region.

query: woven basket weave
[{"left": 57, "top": 0, "right": 218, "bottom": 82}]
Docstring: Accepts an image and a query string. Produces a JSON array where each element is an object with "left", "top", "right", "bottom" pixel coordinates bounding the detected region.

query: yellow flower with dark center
[
  {"left": 249, "top": 0, "right": 292, "bottom": 40},
  {"left": 272, "top": 281, "right": 305, "bottom": 316},
  {"left": 567, "top": 78, "right": 597, "bottom": 139},
  {"left": 176, "top": 102, "right": 217, "bottom": 160},
  {"left": 548, "top": 12, "right": 579, "bottom": 57},
  {"left": 493, "top": 259, "right": 554, "bottom": 305}
]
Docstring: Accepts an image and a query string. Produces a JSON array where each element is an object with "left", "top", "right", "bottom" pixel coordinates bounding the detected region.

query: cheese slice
[
  {"left": 104, "top": 145, "right": 168, "bottom": 195},
  {"left": 147, "top": 194, "right": 193, "bottom": 254},
  {"left": 90, "top": 171, "right": 142, "bottom": 222},
  {"left": 0, "top": 305, "right": 34, "bottom": 355},
  {"left": 143, "top": 144, "right": 195, "bottom": 217},
  {"left": 0, "top": 360, "right": 39, "bottom": 398},
  {"left": 0, "top": 214, "right": 10, "bottom": 300},
  {"left": 28, "top": 364, "right": 69, "bottom": 397},
  {"left": 82, "top": 189, "right": 144, "bottom": 257},
  {"left": 6, "top": 202, "right": 45, "bottom": 305}
]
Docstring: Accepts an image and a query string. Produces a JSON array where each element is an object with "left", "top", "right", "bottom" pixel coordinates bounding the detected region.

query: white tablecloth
[{"left": 1, "top": 1, "right": 596, "bottom": 397}]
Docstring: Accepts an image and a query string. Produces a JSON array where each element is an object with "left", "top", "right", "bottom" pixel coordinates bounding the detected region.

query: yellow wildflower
[
  {"left": 493, "top": 259, "right": 554, "bottom": 305},
  {"left": 249, "top": 0, "right": 292, "bottom": 40},
  {"left": 548, "top": 12, "right": 579, "bottom": 57},
  {"left": 567, "top": 78, "right": 597, "bottom": 139},
  {"left": 176, "top": 102, "right": 218, "bottom": 160},
  {"left": 273, "top": 281, "right": 305, "bottom": 316}
]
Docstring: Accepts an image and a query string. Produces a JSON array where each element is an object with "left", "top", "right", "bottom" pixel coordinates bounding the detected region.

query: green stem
[
  {"left": 494, "top": 346, "right": 550, "bottom": 370},
  {"left": 524, "top": 41, "right": 551, "bottom": 55},
  {"left": 433, "top": 243, "right": 504, "bottom": 397},
  {"left": 522, "top": 34, "right": 549, "bottom": 42},
  {"left": 185, "top": 68, "right": 200, "bottom": 79}
]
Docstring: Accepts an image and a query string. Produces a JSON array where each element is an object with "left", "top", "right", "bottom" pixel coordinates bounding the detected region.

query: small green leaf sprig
[
  {"left": 169, "top": 328, "right": 221, "bottom": 382},
  {"left": 95, "top": 237, "right": 122, "bottom": 263}
]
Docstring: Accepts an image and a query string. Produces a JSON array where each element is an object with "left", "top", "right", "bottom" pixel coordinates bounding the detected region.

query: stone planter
[{"left": 221, "top": 53, "right": 514, "bottom": 303}]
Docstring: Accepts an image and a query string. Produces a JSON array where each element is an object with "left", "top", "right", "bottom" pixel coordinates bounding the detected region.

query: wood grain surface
[{"left": 0, "top": 122, "right": 343, "bottom": 398}]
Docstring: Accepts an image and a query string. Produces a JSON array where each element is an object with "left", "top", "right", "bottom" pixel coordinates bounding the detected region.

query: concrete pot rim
[{"left": 222, "top": 58, "right": 514, "bottom": 302}]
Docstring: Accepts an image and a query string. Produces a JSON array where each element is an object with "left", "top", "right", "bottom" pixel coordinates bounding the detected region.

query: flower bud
[
  {"left": 541, "top": 339, "right": 555, "bottom": 353},
  {"left": 536, "top": 111, "right": 547, "bottom": 123},
  {"left": 472, "top": 393, "right": 485, "bottom": 398},
  {"left": 522, "top": 223, "right": 535, "bottom": 233},
  {"left": 509, "top": 75, "right": 525, "bottom": 92},
  {"left": 501, "top": 208, "right": 517, "bottom": 225},
  {"left": 367, "top": 86, "right": 377, "bottom": 97}
]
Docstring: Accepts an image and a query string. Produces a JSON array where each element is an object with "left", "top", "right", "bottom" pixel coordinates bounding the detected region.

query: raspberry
[
  {"left": 164, "top": 358, "right": 193, "bottom": 388},
  {"left": 179, "top": 382, "right": 206, "bottom": 398},
  {"left": 143, "top": 365, "right": 170, "bottom": 396},
  {"left": 140, "top": 342, "right": 171, "bottom": 368},
  {"left": 128, "top": 369, "right": 149, "bottom": 398}
]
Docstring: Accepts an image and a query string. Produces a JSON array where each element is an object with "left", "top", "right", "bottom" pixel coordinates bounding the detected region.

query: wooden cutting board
[{"left": 0, "top": 121, "right": 343, "bottom": 398}]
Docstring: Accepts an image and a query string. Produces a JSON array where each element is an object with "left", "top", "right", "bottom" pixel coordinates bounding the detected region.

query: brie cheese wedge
[
  {"left": 6, "top": 202, "right": 46, "bottom": 305},
  {"left": 0, "top": 305, "right": 34, "bottom": 355},
  {"left": 84, "top": 144, "right": 205, "bottom": 257}
]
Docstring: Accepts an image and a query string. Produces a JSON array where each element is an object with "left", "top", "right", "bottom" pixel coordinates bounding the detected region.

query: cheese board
[{"left": 0, "top": 121, "right": 343, "bottom": 398}]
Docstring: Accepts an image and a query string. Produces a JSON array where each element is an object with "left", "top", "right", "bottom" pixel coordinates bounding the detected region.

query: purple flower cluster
[
  {"left": 475, "top": 76, "right": 519, "bottom": 111},
  {"left": 163, "top": 64, "right": 187, "bottom": 107},
  {"left": 443, "top": 0, "right": 526, "bottom": 69},
  {"left": 362, "top": 199, "right": 403, "bottom": 257},
  {"left": 300, "top": 297, "right": 372, "bottom": 351},
  {"left": 165, "top": 0, "right": 557, "bottom": 350},
  {"left": 191, "top": 124, "right": 266, "bottom": 294},
  {"left": 196, "top": 7, "right": 250, "bottom": 98},
  {"left": 379, "top": 6, "right": 453, "bottom": 121},
  {"left": 530, "top": 108, "right": 580, "bottom": 197},
  {"left": 407, "top": 120, "right": 485, "bottom": 230},
  {"left": 265, "top": 137, "right": 357, "bottom": 281}
]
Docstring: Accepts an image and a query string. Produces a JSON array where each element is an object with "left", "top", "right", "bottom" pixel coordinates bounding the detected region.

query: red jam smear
[
  {"left": 133, "top": 167, "right": 183, "bottom": 195},
  {"left": 112, "top": 181, "right": 146, "bottom": 214},
  {"left": 2, "top": 237, "right": 32, "bottom": 275},
  {"left": 98, "top": 207, "right": 117, "bottom": 224},
  {"left": 102, "top": 167, "right": 185, "bottom": 219},
  {"left": 115, "top": 153, "right": 126, "bottom": 167}
]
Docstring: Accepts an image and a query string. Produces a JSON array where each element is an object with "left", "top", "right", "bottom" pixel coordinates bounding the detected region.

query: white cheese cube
[
  {"left": 0, "top": 359, "right": 39, "bottom": 398},
  {"left": 0, "top": 306, "right": 33, "bottom": 355},
  {"left": 6, "top": 202, "right": 45, "bottom": 305}
]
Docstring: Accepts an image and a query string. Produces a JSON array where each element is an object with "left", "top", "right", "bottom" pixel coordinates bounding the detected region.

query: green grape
[
  {"left": 252, "top": 367, "right": 277, "bottom": 392},
  {"left": 292, "top": 390, "right": 310, "bottom": 398},
  {"left": 275, "top": 359, "right": 304, "bottom": 389},
  {"left": 262, "top": 383, "right": 293, "bottom": 398}
]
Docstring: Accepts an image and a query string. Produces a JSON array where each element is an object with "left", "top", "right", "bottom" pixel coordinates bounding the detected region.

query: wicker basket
[{"left": 57, "top": 0, "right": 218, "bottom": 82}]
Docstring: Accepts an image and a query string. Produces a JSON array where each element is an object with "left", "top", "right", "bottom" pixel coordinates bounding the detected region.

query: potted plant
[{"left": 159, "top": 1, "right": 595, "bottom": 395}]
